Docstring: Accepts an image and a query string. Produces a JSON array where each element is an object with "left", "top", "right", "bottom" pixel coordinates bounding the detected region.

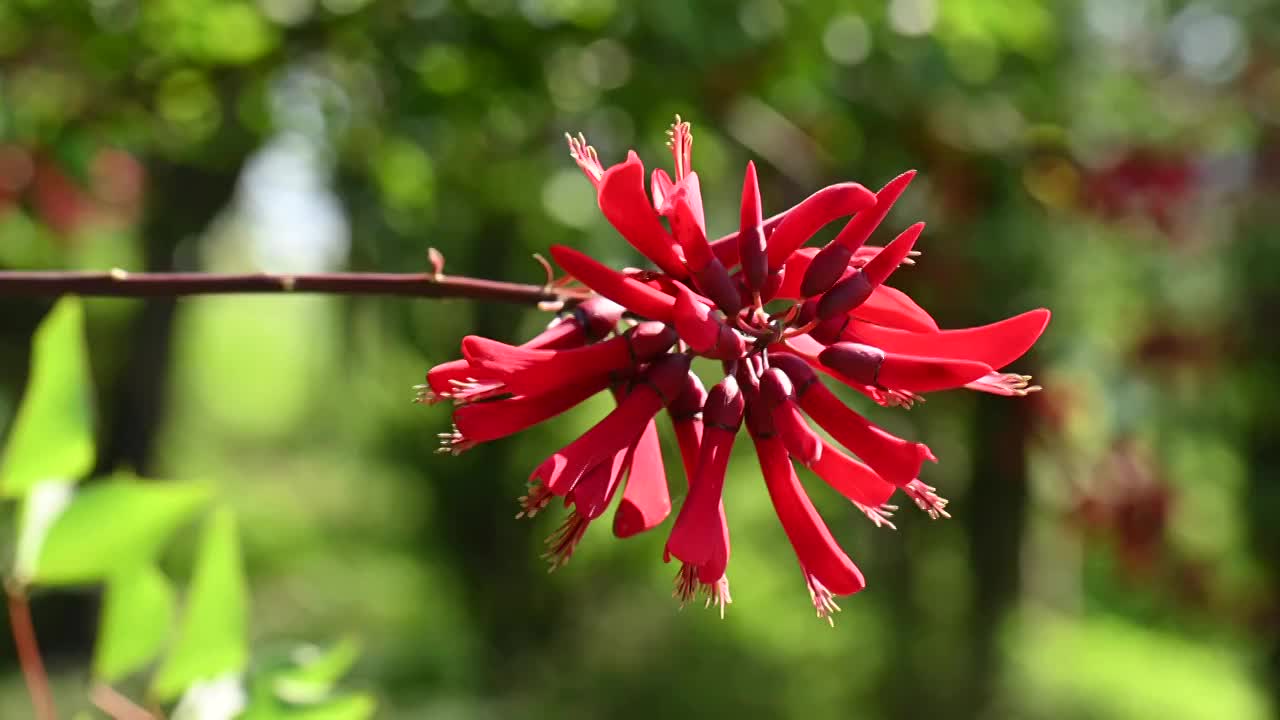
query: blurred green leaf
[
  {"left": 272, "top": 638, "right": 362, "bottom": 704},
  {"left": 31, "top": 477, "right": 211, "bottom": 586},
  {"left": 151, "top": 507, "right": 248, "bottom": 701},
  {"left": 0, "top": 297, "right": 95, "bottom": 498},
  {"left": 243, "top": 693, "right": 376, "bottom": 720},
  {"left": 93, "top": 564, "right": 176, "bottom": 682},
  {"left": 12, "top": 479, "right": 74, "bottom": 584}
]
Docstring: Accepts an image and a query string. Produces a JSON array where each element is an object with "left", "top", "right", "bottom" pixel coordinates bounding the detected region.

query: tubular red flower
[
  {"left": 672, "top": 283, "right": 746, "bottom": 360},
  {"left": 770, "top": 353, "right": 936, "bottom": 487},
  {"left": 420, "top": 301, "right": 620, "bottom": 403},
  {"left": 530, "top": 354, "right": 691, "bottom": 498},
  {"left": 759, "top": 368, "right": 823, "bottom": 465},
  {"left": 665, "top": 376, "right": 743, "bottom": 583},
  {"left": 765, "top": 183, "right": 877, "bottom": 272},
  {"left": 461, "top": 321, "right": 677, "bottom": 397},
  {"left": 808, "top": 439, "right": 897, "bottom": 507},
  {"left": 752, "top": 432, "right": 866, "bottom": 599},
  {"left": 830, "top": 170, "right": 916, "bottom": 251},
  {"left": 550, "top": 244, "right": 676, "bottom": 322},
  {"left": 446, "top": 373, "right": 612, "bottom": 451},
  {"left": 738, "top": 161, "right": 768, "bottom": 293},
  {"left": 820, "top": 342, "right": 994, "bottom": 394},
  {"left": 596, "top": 151, "right": 689, "bottom": 279},
  {"left": 846, "top": 308, "right": 1051, "bottom": 370},
  {"left": 666, "top": 372, "right": 706, "bottom": 485},
  {"left": 815, "top": 223, "right": 925, "bottom": 319},
  {"left": 612, "top": 420, "right": 670, "bottom": 538},
  {"left": 853, "top": 285, "right": 939, "bottom": 332}
]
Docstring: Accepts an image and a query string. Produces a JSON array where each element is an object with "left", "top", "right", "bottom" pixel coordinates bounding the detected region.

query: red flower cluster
[{"left": 419, "top": 118, "right": 1049, "bottom": 622}]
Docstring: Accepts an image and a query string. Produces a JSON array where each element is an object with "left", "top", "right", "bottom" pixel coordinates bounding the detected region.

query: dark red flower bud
[
  {"left": 817, "top": 272, "right": 873, "bottom": 321},
  {"left": 768, "top": 354, "right": 820, "bottom": 396},
  {"left": 809, "top": 313, "right": 851, "bottom": 345},
  {"left": 703, "top": 374, "right": 745, "bottom": 431},
  {"left": 759, "top": 367, "right": 794, "bottom": 408},
  {"left": 574, "top": 297, "right": 625, "bottom": 341},
  {"left": 761, "top": 368, "right": 822, "bottom": 465},
  {"left": 668, "top": 371, "right": 708, "bottom": 419},
  {"left": 819, "top": 343, "right": 887, "bottom": 386},
  {"left": 828, "top": 170, "right": 916, "bottom": 251},
  {"left": 693, "top": 257, "right": 744, "bottom": 316},
  {"left": 799, "top": 242, "right": 854, "bottom": 298},
  {"left": 738, "top": 161, "right": 768, "bottom": 293}
]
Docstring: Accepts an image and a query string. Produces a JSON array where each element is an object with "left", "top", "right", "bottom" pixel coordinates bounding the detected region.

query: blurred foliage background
[{"left": 2, "top": 0, "right": 1280, "bottom": 717}]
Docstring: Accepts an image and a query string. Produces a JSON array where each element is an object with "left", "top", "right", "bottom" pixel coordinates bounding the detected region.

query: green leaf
[
  {"left": 0, "top": 297, "right": 96, "bottom": 497},
  {"left": 281, "top": 694, "right": 377, "bottom": 720},
  {"left": 272, "top": 638, "right": 362, "bottom": 704},
  {"left": 151, "top": 507, "right": 248, "bottom": 701},
  {"left": 242, "top": 694, "right": 377, "bottom": 720},
  {"left": 93, "top": 564, "right": 176, "bottom": 682},
  {"left": 31, "top": 476, "right": 211, "bottom": 586}
]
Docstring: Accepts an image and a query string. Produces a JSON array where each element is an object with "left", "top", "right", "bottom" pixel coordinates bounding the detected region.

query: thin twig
[
  {"left": 0, "top": 270, "right": 592, "bottom": 304},
  {"left": 90, "top": 683, "right": 156, "bottom": 720},
  {"left": 5, "top": 581, "right": 57, "bottom": 720}
]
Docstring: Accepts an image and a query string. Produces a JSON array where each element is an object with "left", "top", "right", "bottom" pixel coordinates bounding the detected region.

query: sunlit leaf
[
  {"left": 151, "top": 507, "right": 248, "bottom": 701},
  {"left": 31, "top": 476, "right": 211, "bottom": 586},
  {"left": 242, "top": 693, "right": 377, "bottom": 720},
  {"left": 93, "top": 564, "right": 176, "bottom": 682},
  {"left": 12, "top": 479, "right": 74, "bottom": 584},
  {"left": 272, "top": 638, "right": 362, "bottom": 704},
  {"left": 0, "top": 297, "right": 95, "bottom": 498}
]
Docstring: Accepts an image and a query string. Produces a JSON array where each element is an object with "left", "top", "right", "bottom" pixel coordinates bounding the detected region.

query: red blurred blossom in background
[{"left": 419, "top": 117, "right": 1050, "bottom": 623}]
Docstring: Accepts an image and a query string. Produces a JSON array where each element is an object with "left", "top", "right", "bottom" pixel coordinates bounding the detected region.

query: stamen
[
  {"left": 436, "top": 425, "right": 477, "bottom": 456},
  {"left": 412, "top": 383, "right": 437, "bottom": 404},
  {"left": 666, "top": 115, "right": 693, "bottom": 181},
  {"left": 806, "top": 574, "right": 841, "bottom": 626},
  {"left": 566, "top": 132, "right": 605, "bottom": 187},
  {"left": 516, "top": 483, "right": 554, "bottom": 519},
  {"left": 904, "top": 480, "right": 951, "bottom": 519},
  {"left": 672, "top": 565, "right": 732, "bottom": 619},
  {"left": 968, "top": 372, "right": 1042, "bottom": 397},
  {"left": 856, "top": 501, "right": 898, "bottom": 530},
  {"left": 447, "top": 377, "right": 508, "bottom": 404},
  {"left": 542, "top": 510, "right": 590, "bottom": 570}
]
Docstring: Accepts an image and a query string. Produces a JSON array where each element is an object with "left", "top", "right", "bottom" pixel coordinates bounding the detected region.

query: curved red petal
[
  {"left": 831, "top": 170, "right": 916, "bottom": 250},
  {"left": 550, "top": 244, "right": 676, "bottom": 322},
  {"left": 847, "top": 308, "right": 1051, "bottom": 370},
  {"left": 765, "top": 182, "right": 876, "bottom": 271},
  {"left": 852, "top": 285, "right": 939, "bottom": 332},
  {"left": 613, "top": 421, "right": 671, "bottom": 538},
  {"left": 753, "top": 433, "right": 866, "bottom": 596},
  {"left": 808, "top": 439, "right": 897, "bottom": 507},
  {"left": 597, "top": 153, "right": 688, "bottom": 278}
]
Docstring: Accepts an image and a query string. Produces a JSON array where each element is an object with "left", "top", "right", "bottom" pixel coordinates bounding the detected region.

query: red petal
[
  {"left": 765, "top": 183, "right": 877, "bottom": 271},
  {"left": 665, "top": 425, "right": 734, "bottom": 578},
  {"left": 550, "top": 245, "right": 676, "bottom": 322},
  {"left": 738, "top": 161, "right": 768, "bottom": 292},
  {"left": 597, "top": 153, "right": 688, "bottom": 278},
  {"left": 569, "top": 438, "right": 633, "bottom": 520},
  {"left": 671, "top": 283, "right": 745, "bottom": 360},
  {"left": 452, "top": 375, "right": 609, "bottom": 444},
  {"left": 808, "top": 439, "right": 896, "bottom": 507},
  {"left": 650, "top": 168, "right": 674, "bottom": 211},
  {"left": 462, "top": 322, "right": 676, "bottom": 397},
  {"left": 831, "top": 170, "right": 916, "bottom": 250},
  {"left": 530, "top": 355, "right": 690, "bottom": 495},
  {"left": 753, "top": 433, "right": 865, "bottom": 596},
  {"left": 853, "top": 285, "right": 939, "bottom": 332},
  {"left": 847, "top": 308, "right": 1051, "bottom": 370},
  {"left": 613, "top": 421, "right": 671, "bottom": 538},
  {"left": 769, "top": 353, "right": 935, "bottom": 487}
]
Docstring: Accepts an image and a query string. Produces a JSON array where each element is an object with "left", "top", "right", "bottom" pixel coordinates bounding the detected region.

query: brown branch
[
  {"left": 0, "top": 270, "right": 589, "bottom": 305},
  {"left": 90, "top": 683, "right": 156, "bottom": 720},
  {"left": 5, "top": 581, "right": 57, "bottom": 720}
]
